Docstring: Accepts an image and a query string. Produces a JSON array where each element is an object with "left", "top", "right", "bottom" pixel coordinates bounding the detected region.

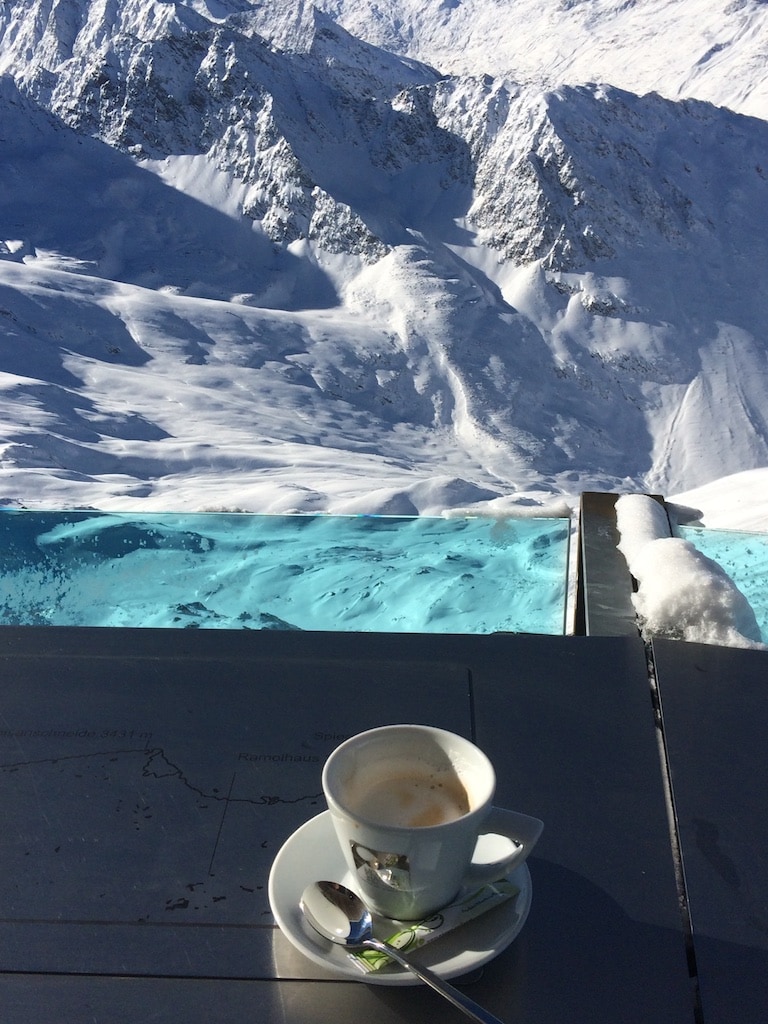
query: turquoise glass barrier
[
  {"left": 677, "top": 525, "right": 768, "bottom": 643},
  {"left": 0, "top": 510, "right": 570, "bottom": 635}
]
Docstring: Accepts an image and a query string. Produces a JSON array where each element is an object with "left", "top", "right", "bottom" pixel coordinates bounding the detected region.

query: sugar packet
[{"left": 348, "top": 878, "right": 519, "bottom": 974}]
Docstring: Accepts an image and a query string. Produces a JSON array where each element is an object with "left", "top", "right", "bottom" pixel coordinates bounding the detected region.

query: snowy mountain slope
[
  {"left": 286, "top": 0, "right": 768, "bottom": 119},
  {"left": 0, "top": 78, "right": 339, "bottom": 308},
  {"left": 430, "top": 78, "right": 768, "bottom": 493},
  {"left": 0, "top": 79, "right": 506, "bottom": 512},
  {"left": 0, "top": 0, "right": 767, "bottom": 518}
]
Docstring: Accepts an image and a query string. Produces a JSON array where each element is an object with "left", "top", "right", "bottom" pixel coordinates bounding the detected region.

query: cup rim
[{"left": 322, "top": 723, "right": 496, "bottom": 832}]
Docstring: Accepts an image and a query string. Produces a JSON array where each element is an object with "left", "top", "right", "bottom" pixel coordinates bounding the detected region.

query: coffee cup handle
[{"left": 464, "top": 808, "right": 544, "bottom": 884}]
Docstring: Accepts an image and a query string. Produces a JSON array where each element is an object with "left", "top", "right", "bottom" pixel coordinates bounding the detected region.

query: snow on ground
[
  {"left": 670, "top": 469, "right": 768, "bottom": 532},
  {"left": 0, "top": 256, "right": 531, "bottom": 517}
]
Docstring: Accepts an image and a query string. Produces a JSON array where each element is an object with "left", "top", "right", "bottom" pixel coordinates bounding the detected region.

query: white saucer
[{"left": 268, "top": 810, "right": 533, "bottom": 986}]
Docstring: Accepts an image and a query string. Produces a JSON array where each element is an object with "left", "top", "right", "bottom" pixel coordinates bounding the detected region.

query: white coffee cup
[{"left": 322, "top": 724, "right": 543, "bottom": 920}]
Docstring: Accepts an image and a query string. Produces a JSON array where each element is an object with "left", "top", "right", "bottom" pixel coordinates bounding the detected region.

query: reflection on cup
[{"left": 350, "top": 841, "right": 411, "bottom": 891}]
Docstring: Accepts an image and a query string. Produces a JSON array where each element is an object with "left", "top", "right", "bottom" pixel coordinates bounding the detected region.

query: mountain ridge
[{"left": 292, "top": 0, "right": 768, "bottom": 119}]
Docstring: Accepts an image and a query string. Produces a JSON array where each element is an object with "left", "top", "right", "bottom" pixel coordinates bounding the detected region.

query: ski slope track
[{"left": 0, "top": 0, "right": 767, "bottom": 522}]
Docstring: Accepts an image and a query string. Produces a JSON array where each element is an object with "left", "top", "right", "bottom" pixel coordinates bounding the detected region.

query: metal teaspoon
[{"left": 300, "top": 881, "right": 507, "bottom": 1024}]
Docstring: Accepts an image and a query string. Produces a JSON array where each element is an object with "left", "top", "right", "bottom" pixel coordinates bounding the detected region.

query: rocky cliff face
[
  {"left": 1, "top": 1, "right": 398, "bottom": 259},
  {"left": 3, "top": 0, "right": 763, "bottom": 278},
  {"left": 434, "top": 76, "right": 768, "bottom": 274}
]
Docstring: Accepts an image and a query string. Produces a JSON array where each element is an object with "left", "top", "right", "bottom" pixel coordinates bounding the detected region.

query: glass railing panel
[
  {"left": 677, "top": 525, "right": 768, "bottom": 643},
  {"left": 0, "top": 510, "right": 570, "bottom": 635}
]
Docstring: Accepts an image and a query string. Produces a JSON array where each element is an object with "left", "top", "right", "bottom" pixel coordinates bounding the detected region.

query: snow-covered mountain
[
  {"left": 298, "top": 0, "right": 768, "bottom": 119},
  {"left": 1, "top": 0, "right": 767, "bottom": 519}
]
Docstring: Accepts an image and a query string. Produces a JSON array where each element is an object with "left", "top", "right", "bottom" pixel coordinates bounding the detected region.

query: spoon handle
[{"left": 363, "top": 938, "right": 507, "bottom": 1024}]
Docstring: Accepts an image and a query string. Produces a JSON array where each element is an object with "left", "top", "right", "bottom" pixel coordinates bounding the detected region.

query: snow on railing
[{"left": 615, "top": 494, "right": 766, "bottom": 650}]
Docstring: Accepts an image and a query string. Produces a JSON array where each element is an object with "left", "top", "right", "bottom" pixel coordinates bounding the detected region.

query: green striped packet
[{"left": 348, "top": 878, "right": 520, "bottom": 974}]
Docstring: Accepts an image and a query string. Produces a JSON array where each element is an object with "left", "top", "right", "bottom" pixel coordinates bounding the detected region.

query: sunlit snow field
[{"left": 0, "top": 511, "right": 570, "bottom": 634}]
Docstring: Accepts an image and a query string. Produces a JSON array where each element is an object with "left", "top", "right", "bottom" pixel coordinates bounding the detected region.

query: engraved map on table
[{"left": 0, "top": 651, "right": 472, "bottom": 977}]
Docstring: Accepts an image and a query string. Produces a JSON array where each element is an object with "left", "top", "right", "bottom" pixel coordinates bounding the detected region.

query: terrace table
[
  {"left": 0, "top": 627, "right": 693, "bottom": 1022},
  {"left": 652, "top": 638, "right": 768, "bottom": 1024}
]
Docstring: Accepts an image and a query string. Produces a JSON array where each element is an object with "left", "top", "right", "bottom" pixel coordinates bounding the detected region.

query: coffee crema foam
[{"left": 346, "top": 761, "right": 471, "bottom": 828}]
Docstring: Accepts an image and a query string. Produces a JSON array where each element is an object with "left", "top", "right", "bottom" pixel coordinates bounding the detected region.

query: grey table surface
[
  {"left": 0, "top": 627, "right": 694, "bottom": 1023},
  {"left": 653, "top": 638, "right": 768, "bottom": 1024}
]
